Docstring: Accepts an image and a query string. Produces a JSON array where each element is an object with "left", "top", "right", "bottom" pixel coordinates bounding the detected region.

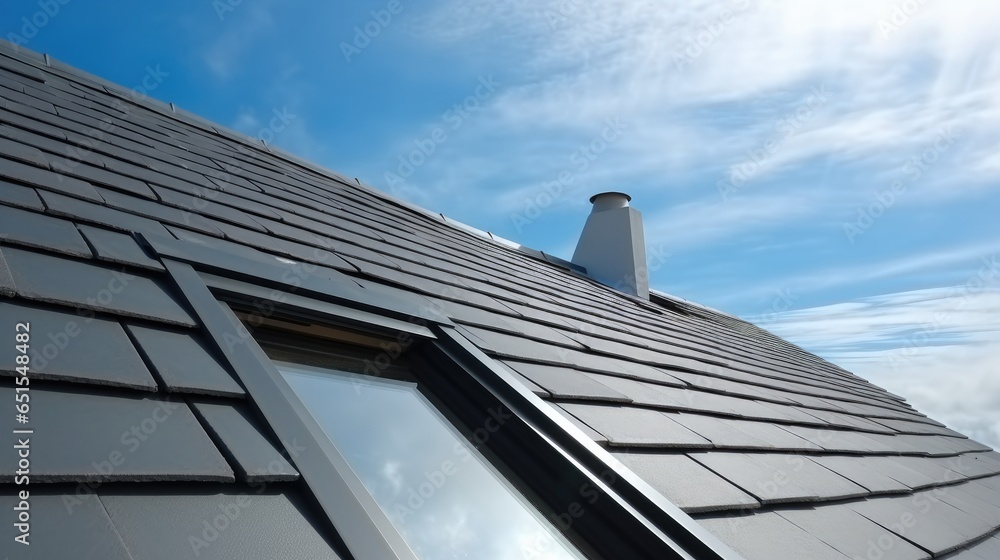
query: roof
[{"left": 0, "top": 39, "right": 998, "bottom": 559}]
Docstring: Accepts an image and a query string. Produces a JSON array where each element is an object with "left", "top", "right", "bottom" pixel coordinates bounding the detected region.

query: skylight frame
[{"left": 159, "top": 255, "right": 742, "bottom": 560}]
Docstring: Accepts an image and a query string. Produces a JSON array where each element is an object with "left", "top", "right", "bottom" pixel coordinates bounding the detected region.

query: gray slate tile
[
  {"left": 0, "top": 385, "right": 233, "bottom": 482},
  {"left": 36, "top": 189, "right": 174, "bottom": 238},
  {"left": 97, "top": 186, "right": 223, "bottom": 236},
  {"left": 777, "top": 506, "right": 930, "bottom": 560},
  {"left": 0, "top": 155, "right": 103, "bottom": 201},
  {"left": 0, "top": 203, "right": 92, "bottom": 257},
  {"left": 935, "top": 483, "right": 1000, "bottom": 530},
  {"left": 502, "top": 360, "right": 631, "bottom": 402},
  {"left": 100, "top": 489, "right": 343, "bottom": 560},
  {"left": 0, "top": 300, "right": 157, "bottom": 391},
  {"left": 1, "top": 245, "right": 196, "bottom": 326},
  {"left": 890, "top": 455, "right": 968, "bottom": 485},
  {"left": 557, "top": 403, "right": 712, "bottom": 448},
  {"left": 0, "top": 134, "right": 50, "bottom": 166},
  {"left": 810, "top": 455, "right": 912, "bottom": 495},
  {"left": 494, "top": 361, "right": 549, "bottom": 396},
  {"left": 0, "top": 179, "right": 44, "bottom": 210},
  {"left": 691, "top": 452, "right": 868, "bottom": 504},
  {"left": 549, "top": 403, "right": 607, "bottom": 444},
  {"left": 191, "top": 401, "right": 298, "bottom": 482},
  {"left": 698, "top": 512, "right": 850, "bottom": 560},
  {"left": 942, "top": 536, "right": 1000, "bottom": 559},
  {"left": 0, "top": 491, "right": 134, "bottom": 559},
  {"left": 668, "top": 412, "right": 822, "bottom": 452},
  {"left": 78, "top": 224, "right": 165, "bottom": 271},
  {"left": 611, "top": 451, "right": 759, "bottom": 513},
  {"left": 126, "top": 324, "right": 244, "bottom": 397},
  {"left": 849, "top": 491, "right": 992, "bottom": 556},
  {"left": 862, "top": 455, "right": 941, "bottom": 490}
]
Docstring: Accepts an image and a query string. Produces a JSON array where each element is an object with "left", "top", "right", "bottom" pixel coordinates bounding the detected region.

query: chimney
[{"left": 571, "top": 192, "right": 649, "bottom": 299}]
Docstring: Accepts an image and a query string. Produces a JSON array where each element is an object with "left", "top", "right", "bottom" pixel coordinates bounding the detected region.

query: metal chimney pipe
[{"left": 572, "top": 192, "right": 649, "bottom": 299}]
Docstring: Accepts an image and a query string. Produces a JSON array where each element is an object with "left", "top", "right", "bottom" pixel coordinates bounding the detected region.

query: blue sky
[{"left": 5, "top": 0, "right": 998, "bottom": 446}]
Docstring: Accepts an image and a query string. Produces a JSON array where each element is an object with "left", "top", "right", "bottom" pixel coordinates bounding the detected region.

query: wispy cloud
[
  {"left": 761, "top": 281, "right": 1000, "bottom": 448},
  {"left": 204, "top": 3, "right": 274, "bottom": 80},
  {"left": 383, "top": 0, "right": 1000, "bottom": 243}
]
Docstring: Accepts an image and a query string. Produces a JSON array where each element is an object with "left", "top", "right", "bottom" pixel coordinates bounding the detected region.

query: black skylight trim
[
  {"left": 428, "top": 326, "right": 744, "bottom": 560},
  {"left": 162, "top": 259, "right": 419, "bottom": 560},
  {"left": 199, "top": 271, "right": 440, "bottom": 339},
  {"left": 141, "top": 232, "right": 451, "bottom": 328}
]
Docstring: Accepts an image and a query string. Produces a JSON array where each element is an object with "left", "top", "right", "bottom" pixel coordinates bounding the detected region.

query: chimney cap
[{"left": 589, "top": 191, "right": 632, "bottom": 204}]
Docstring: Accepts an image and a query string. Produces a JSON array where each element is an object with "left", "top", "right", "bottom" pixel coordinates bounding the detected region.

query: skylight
[{"left": 276, "top": 360, "right": 589, "bottom": 560}]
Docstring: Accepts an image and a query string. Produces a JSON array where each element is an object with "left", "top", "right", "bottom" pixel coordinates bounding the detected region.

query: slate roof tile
[
  {"left": 611, "top": 451, "right": 760, "bottom": 513},
  {"left": 941, "top": 536, "right": 1000, "bottom": 559},
  {"left": 849, "top": 488, "right": 993, "bottom": 556},
  {"left": 557, "top": 403, "right": 713, "bottom": 448},
  {"left": 668, "top": 412, "right": 823, "bottom": 452},
  {"left": 191, "top": 401, "right": 298, "bottom": 482},
  {"left": 97, "top": 186, "right": 224, "bottom": 236},
  {"left": 0, "top": 245, "right": 197, "bottom": 326},
  {"left": 126, "top": 324, "right": 244, "bottom": 397},
  {"left": 0, "top": 492, "right": 135, "bottom": 559},
  {"left": 100, "top": 488, "right": 343, "bottom": 560},
  {"left": 37, "top": 189, "right": 174, "bottom": 238},
  {"left": 77, "top": 224, "right": 165, "bottom": 271},
  {"left": 776, "top": 506, "right": 930, "bottom": 560},
  {"left": 49, "top": 156, "right": 157, "bottom": 199},
  {"left": 698, "top": 512, "right": 851, "bottom": 560},
  {"left": 0, "top": 154, "right": 104, "bottom": 201},
  {"left": 691, "top": 452, "right": 869, "bottom": 504},
  {"left": 0, "top": 203, "right": 92, "bottom": 258},
  {"left": 152, "top": 184, "right": 268, "bottom": 232},
  {"left": 862, "top": 456, "right": 944, "bottom": 490},
  {"left": 0, "top": 179, "right": 44, "bottom": 210},
  {"left": 0, "top": 385, "right": 232, "bottom": 482},
  {"left": 0, "top": 300, "right": 157, "bottom": 391},
  {"left": 810, "top": 455, "right": 912, "bottom": 495},
  {"left": 501, "top": 360, "right": 632, "bottom": 402}
]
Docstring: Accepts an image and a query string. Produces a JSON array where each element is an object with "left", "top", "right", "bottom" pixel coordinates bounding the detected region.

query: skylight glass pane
[{"left": 278, "top": 361, "right": 588, "bottom": 560}]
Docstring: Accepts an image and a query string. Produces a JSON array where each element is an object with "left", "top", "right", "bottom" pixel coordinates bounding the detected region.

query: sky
[{"left": 4, "top": 0, "right": 997, "bottom": 446}]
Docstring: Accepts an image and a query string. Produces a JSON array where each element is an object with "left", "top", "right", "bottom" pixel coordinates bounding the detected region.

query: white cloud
[
  {"left": 759, "top": 281, "right": 1000, "bottom": 449},
  {"left": 370, "top": 1, "right": 1000, "bottom": 448},
  {"left": 392, "top": 0, "right": 1000, "bottom": 241}
]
